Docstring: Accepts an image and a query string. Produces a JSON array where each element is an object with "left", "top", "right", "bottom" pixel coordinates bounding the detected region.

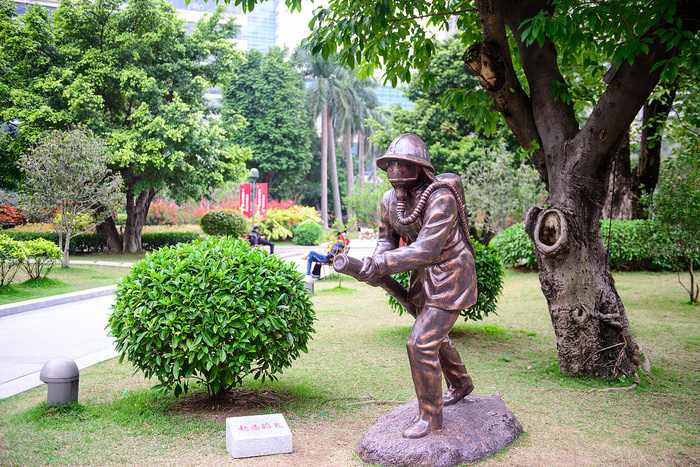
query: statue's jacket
[{"left": 373, "top": 182, "right": 477, "bottom": 312}]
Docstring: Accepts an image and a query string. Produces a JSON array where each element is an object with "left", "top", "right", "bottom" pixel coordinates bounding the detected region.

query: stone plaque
[{"left": 226, "top": 413, "right": 292, "bottom": 458}]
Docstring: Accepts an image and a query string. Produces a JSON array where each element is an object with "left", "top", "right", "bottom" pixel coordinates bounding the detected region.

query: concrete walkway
[{"left": 0, "top": 239, "right": 376, "bottom": 400}]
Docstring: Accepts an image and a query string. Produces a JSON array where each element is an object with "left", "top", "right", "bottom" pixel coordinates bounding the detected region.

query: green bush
[
  {"left": 200, "top": 210, "right": 248, "bottom": 238},
  {"left": 601, "top": 219, "right": 683, "bottom": 270},
  {"left": 22, "top": 238, "right": 62, "bottom": 279},
  {"left": 258, "top": 205, "right": 321, "bottom": 241},
  {"left": 293, "top": 222, "right": 323, "bottom": 246},
  {"left": 107, "top": 237, "right": 316, "bottom": 397},
  {"left": 388, "top": 237, "right": 504, "bottom": 322},
  {"left": 0, "top": 234, "right": 27, "bottom": 286},
  {"left": 140, "top": 232, "right": 202, "bottom": 251},
  {"left": 491, "top": 223, "right": 537, "bottom": 268},
  {"left": 492, "top": 220, "right": 686, "bottom": 271}
]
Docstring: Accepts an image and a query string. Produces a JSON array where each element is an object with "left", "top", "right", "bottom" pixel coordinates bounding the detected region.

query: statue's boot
[
  {"left": 440, "top": 336, "right": 474, "bottom": 405},
  {"left": 403, "top": 339, "right": 443, "bottom": 439}
]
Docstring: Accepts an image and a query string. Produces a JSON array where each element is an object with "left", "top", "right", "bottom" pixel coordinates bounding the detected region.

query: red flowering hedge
[{"left": 0, "top": 205, "right": 26, "bottom": 229}]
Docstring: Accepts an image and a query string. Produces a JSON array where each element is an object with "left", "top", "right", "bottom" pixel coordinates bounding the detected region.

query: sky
[{"left": 276, "top": 1, "right": 316, "bottom": 51}]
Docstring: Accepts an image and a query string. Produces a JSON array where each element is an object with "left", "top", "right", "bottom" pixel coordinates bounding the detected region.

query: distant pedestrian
[
  {"left": 248, "top": 226, "right": 274, "bottom": 254},
  {"left": 301, "top": 232, "right": 346, "bottom": 279}
]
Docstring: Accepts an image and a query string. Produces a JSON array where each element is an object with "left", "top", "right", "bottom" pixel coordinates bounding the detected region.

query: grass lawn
[
  {"left": 0, "top": 261, "right": 137, "bottom": 306},
  {"left": 0, "top": 270, "right": 698, "bottom": 466}
]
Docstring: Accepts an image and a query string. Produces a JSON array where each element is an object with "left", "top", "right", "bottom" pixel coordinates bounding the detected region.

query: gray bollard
[
  {"left": 303, "top": 275, "right": 314, "bottom": 295},
  {"left": 39, "top": 357, "right": 79, "bottom": 406}
]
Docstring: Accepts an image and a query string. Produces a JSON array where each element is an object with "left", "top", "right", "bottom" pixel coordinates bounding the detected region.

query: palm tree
[
  {"left": 335, "top": 74, "right": 378, "bottom": 221},
  {"left": 298, "top": 49, "right": 379, "bottom": 226},
  {"left": 301, "top": 52, "right": 346, "bottom": 227}
]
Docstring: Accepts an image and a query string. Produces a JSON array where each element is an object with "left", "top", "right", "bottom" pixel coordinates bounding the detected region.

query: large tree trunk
[
  {"left": 603, "top": 133, "right": 636, "bottom": 220},
  {"left": 95, "top": 205, "right": 123, "bottom": 253},
  {"left": 524, "top": 147, "right": 641, "bottom": 377},
  {"left": 321, "top": 103, "right": 329, "bottom": 228},
  {"left": 123, "top": 186, "right": 156, "bottom": 253},
  {"left": 327, "top": 116, "right": 343, "bottom": 224},
  {"left": 459, "top": 0, "right": 695, "bottom": 377},
  {"left": 604, "top": 89, "right": 676, "bottom": 219}
]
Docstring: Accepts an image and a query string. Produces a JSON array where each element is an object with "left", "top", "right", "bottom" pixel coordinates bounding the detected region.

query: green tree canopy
[
  {"left": 0, "top": 0, "right": 250, "bottom": 252},
  {"left": 372, "top": 37, "right": 522, "bottom": 176},
  {"left": 222, "top": 47, "right": 314, "bottom": 200}
]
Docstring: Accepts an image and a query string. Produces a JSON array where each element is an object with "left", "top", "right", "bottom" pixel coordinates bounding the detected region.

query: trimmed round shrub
[
  {"left": 22, "top": 237, "right": 61, "bottom": 279},
  {"left": 200, "top": 210, "right": 248, "bottom": 238},
  {"left": 293, "top": 222, "right": 323, "bottom": 246},
  {"left": 107, "top": 237, "right": 316, "bottom": 397},
  {"left": 388, "top": 237, "right": 504, "bottom": 322}
]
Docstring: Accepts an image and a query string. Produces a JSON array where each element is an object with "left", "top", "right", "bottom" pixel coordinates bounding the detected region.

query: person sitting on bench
[
  {"left": 302, "top": 232, "right": 345, "bottom": 279},
  {"left": 248, "top": 226, "right": 274, "bottom": 254}
]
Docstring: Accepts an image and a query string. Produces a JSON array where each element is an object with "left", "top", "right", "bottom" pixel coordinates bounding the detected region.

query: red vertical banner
[
  {"left": 240, "top": 183, "right": 252, "bottom": 218},
  {"left": 256, "top": 183, "right": 268, "bottom": 220}
]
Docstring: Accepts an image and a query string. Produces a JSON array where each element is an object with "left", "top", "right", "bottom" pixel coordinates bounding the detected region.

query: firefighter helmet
[{"left": 376, "top": 133, "right": 435, "bottom": 173}]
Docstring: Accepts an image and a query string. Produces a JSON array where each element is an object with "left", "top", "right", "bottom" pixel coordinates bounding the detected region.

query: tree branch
[
  {"left": 503, "top": 0, "right": 579, "bottom": 148},
  {"left": 468, "top": 0, "right": 548, "bottom": 186},
  {"left": 580, "top": 6, "right": 700, "bottom": 173}
]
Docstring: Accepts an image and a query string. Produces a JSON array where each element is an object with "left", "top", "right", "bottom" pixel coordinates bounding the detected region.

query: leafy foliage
[
  {"left": 493, "top": 220, "right": 688, "bottom": 271},
  {"left": 21, "top": 237, "right": 61, "bottom": 280},
  {"left": 222, "top": 47, "right": 314, "bottom": 199},
  {"left": 199, "top": 210, "right": 248, "bottom": 238},
  {"left": 648, "top": 134, "right": 700, "bottom": 302},
  {"left": 4, "top": 231, "right": 201, "bottom": 254},
  {"left": 369, "top": 37, "right": 521, "bottom": 174},
  {"left": 17, "top": 129, "right": 122, "bottom": 267},
  {"left": 292, "top": 222, "right": 323, "bottom": 246},
  {"left": 462, "top": 145, "right": 547, "bottom": 237},
  {"left": 0, "top": 233, "right": 26, "bottom": 286},
  {"left": 108, "top": 237, "right": 316, "bottom": 397},
  {"left": 0, "top": 205, "right": 25, "bottom": 229},
  {"left": 388, "top": 237, "right": 504, "bottom": 322},
  {"left": 343, "top": 178, "right": 390, "bottom": 229},
  {"left": 0, "top": 0, "right": 249, "bottom": 252},
  {"left": 491, "top": 224, "right": 538, "bottom": 269},
  {"left": 257, "top": 205, "right": 321, "bottom": 241}
]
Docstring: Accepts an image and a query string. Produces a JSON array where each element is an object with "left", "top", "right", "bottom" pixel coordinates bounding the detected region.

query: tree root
[
  {"left": 534, "top": 383, "right": 638, "bottom": 394},
  {"left": 322, "top": 395, "right": 407, "bottom": 406}
]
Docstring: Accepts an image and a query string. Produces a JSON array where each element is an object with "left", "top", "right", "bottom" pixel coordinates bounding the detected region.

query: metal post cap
[{"left": 40, "top": 357, "right": 79, "bottom": 384}]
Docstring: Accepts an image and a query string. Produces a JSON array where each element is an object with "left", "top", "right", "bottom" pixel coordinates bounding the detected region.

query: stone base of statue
[{"left": 356, "top": 395, "right": 523, "bottom": 467}]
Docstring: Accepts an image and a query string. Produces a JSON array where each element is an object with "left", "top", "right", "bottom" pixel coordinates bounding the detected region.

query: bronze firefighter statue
[{"left": 334, "top": 133, "right": 478, "bottom": 439}]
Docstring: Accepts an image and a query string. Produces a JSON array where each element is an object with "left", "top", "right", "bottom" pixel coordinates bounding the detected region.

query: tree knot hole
[
  {"left": 539, "top": 211, "right": 561, "bottom": 246},
  {"left": 534, "top": 208, "right": 568, "bottom": 255}
]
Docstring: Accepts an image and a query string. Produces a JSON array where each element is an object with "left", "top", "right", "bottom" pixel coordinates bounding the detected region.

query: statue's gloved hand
[{"left": 358, "top": 256, "right": 382, "bottom": 286}]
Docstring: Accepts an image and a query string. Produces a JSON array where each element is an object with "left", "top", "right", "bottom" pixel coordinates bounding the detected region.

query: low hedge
[
  {"left": 491, "top": 219, "right": 685, "bottom": 271},
  {"left": 4, "top": 231, "right": 201, "bottom": 253}
]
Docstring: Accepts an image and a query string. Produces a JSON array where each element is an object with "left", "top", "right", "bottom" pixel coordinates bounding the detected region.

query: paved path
[{"left": 0, "top": 239, "right": 376, "bottom": 399}]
